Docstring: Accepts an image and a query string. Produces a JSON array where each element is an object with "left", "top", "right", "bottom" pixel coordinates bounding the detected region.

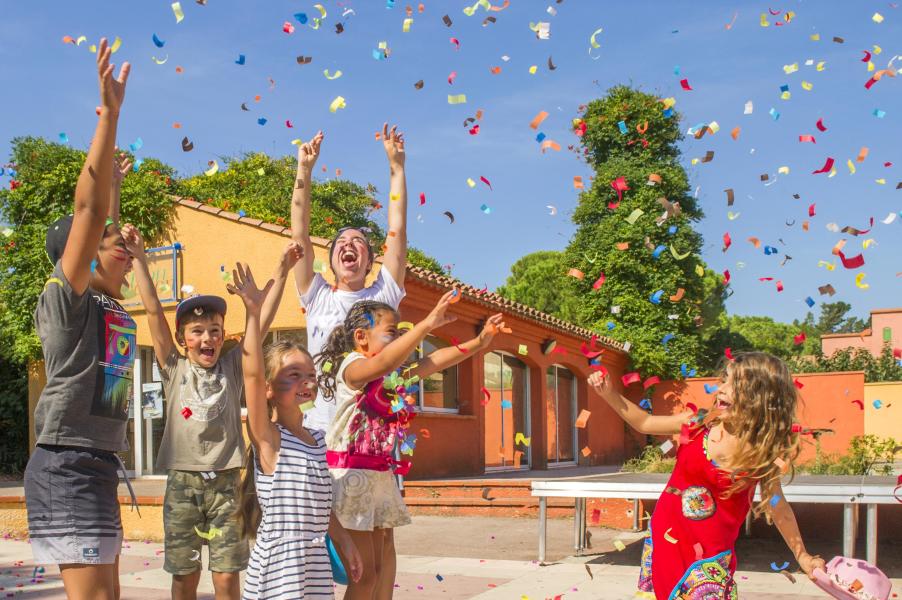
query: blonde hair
[
  {"left": 712, "top": 351, "right": 801, "bottom": 521},
  {"left": 235, "top": 340, "right": 313, "bottom": 540}
]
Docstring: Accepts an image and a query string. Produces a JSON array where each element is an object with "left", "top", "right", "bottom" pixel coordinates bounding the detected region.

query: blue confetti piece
[
  {"left": 617, "top": 120, "right": 628, "bottom": 134},
  {"left": 662, "top": 333, "right": 675, "bottom": 347},
  {"left": 805, "top": 296, "right": 815, "bottom": 308},
  {"left": 235, "top": 54, "right": 246, "bottom": 65},
  {"left": 386, "top": 0, "right": 396, "bottom": 7},
  {"left": 372, "top": 48, "right": 385, "bottom": 60},
  {"left": 257, "top": 117, "right": 267, "bottom": 126},
  {"left": 639, "top": 398, "right": 652, "bottom": 410},
  {"left": 779, "top": 84, "right": 789, "bottom": 93},
  {"left": 769, "top": 107, "right": 780, "bottom": 120},
  {"left": 129, "top": 137, "right": 143, "bottom": 153},
  {"left": 681, "top": 363, "right": 689, "bottom": 377},
  {"left": 58, "top": 132, "right": 69, "bottom": 144},
  {"left": 480, "top": 204, "right": 491, "bottom": 214},
  {"left": 668, "top": 225, "right": 678, "bottom": 235},
  {"left": 238, "top": 210, "right": 246, "bottom": 217},
  {"left": 152, "top": 33, "right": 166, "bottom": 48},
  {"left": 764, "top": 245, "right": 778, "bottom": 255},
  {"left": 436, "top": 574, "right": 444, "bottom": 582},
  {"left": 90, "top": 259, "right": 97, "bottom": 273},
  {"left": 663, "top": 108, "right": 674, "bottom": 118},
  {"left": 771, "top": 561, "right": 789, "bottom": 571},
  {"left": 536, "top": 132, "right": 546, "bottom": 142},
  {"left": 873, "top": 399, "right": 883, "bottom": 409},
  {"left": 770, "top": 495, "right": 782, "bottom": 507},
  {"left": 652, "top": 245, "right": 666, "bottom": 259},
  {"left": 294, "top": 12, "right": 308, "bottom": 24},
  {"left": 874, "top": 108, "right": 886, "bottom": 119},
  {"left": 606, "top": 321, "right": 616, "bottom": 330},
  {"left": 132, "top": 158, "right": 144, "bottom": 172},
  {"left": 649, "top": 290, "right": 664, "bottom": 304},
  {"left": 704, "top": 383, "right": 718, "bottom": 394},
  {"left": 673, "top": 65, "right": 681, "bottom": 75},
  {"left": 501, "top": 399, "right": 512, "bottom": 409}
]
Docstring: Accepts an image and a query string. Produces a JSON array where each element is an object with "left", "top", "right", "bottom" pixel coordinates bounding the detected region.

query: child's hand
[
  {"left": 298, "top": 131, "right": 323, "bottom": 172},
  {"left": 339, "top": 537, "right": 364, "bottom": 583},
  {"left": 226, "top": 263, "right": 274, "bottom": 314},
  {"left": 797, "top": 552, "right": 826, "bottom": 581},
  {"left": 588, "top": 370, "right": 614, "bottom": 396},
  {"left": 382, "top": 122, "right": 406, "bottom": 169},
  {"left": 120, "top": 224, "right": 145, "bottom": 259},
  {"left": 423, "top": 289, "right": 458, "bottom": 331},
  {"left": 478, "top": 313, "right": 506, "bottom": 347},
  {"left": 96, "top": 38, "right": 130, "bottom": 113},
  {"left": 112, "top": 149, "right": 133, "bottom": 186},
  {"left": 278, "top": 241, "right": 304, "bottom": 274}
]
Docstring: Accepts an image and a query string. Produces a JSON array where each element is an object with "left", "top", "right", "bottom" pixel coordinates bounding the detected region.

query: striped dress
[{"left": 243, "top": 425, "right": 334, "bottom": 600}]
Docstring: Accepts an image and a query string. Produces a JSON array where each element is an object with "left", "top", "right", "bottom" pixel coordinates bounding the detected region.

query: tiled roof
[{"left": 172, "top": 197, "right": 626, "bottom": 354}]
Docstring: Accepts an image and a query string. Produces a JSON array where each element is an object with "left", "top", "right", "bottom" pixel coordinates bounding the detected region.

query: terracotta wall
[
  {"left": 821, "top": 308, "right": 902, "bottom": 357},
  {"left": 625, "top": 371, "right": 867, "bottom": 465}
]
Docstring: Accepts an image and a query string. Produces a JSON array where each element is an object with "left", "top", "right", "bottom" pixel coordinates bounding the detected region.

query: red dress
[{"left": 638, "top": 424, "right": 753, "bottom": 599}]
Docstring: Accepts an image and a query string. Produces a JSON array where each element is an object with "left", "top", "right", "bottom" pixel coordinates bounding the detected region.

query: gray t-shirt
[
  {"left": 33, "top": 262, "right": 137, "bottom": 452},
  {"left": 154, "top": 346, "right": 245, "bottom": 472}
]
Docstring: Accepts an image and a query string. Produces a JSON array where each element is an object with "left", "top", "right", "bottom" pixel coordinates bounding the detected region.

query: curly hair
[
  {"left": 314, "top": 300, "right": 399, "bottom": 399},
  {"left": 710, "top": 351, "right": 801, "bottom": 521}
]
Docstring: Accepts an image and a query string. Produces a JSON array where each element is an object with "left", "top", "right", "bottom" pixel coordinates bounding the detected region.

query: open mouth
[
  {"left": 199, "top": 348, "right": 215, "bottom": 358},
  {"left": 340, "top": 249, "right": 358, "bottom": 268},
  {"left": 716, "top": 398, "right": 732, "bottom": 411}
]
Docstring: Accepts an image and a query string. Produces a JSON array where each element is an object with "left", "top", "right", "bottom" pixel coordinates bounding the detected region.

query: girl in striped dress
[{"left": 230, "top": 263, "right": 362, "bottom": 599}]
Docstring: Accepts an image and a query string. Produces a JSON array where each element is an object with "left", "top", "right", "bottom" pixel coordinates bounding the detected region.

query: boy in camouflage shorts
[{"left": 125, "top": 229, "right": 302, "bottom": 600}]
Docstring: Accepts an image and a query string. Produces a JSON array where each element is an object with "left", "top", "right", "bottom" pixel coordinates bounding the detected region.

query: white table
[{"left": 532, "top": 472, "right": 899, "bottom": 566}]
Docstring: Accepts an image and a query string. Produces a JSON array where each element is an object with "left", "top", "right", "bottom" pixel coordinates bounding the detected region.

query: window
[
  {"left": 883, "top": 327, "right": 892, "bottom": 343},
  {"left": 483, "top": 351, "right": 530, "bottom": 470},
  {"left": 412, "top": 336, "right": 459, "bottom": 412},
  {"left": 546, "top": 365, "right": 577, "bottom": 464}
]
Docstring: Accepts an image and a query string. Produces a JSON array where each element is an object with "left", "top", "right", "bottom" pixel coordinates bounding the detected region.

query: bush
[
  {"left": 0, "top": 358, "right": 28, "bottom": 474},
  {"left": 621, "top": 444, "right": 676, "bottom": 473},
  {"left": 799, "top": 435, "right": 899, "bottom": 476}
]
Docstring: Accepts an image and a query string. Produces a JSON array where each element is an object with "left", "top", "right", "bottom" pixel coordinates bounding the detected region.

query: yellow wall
[{"left": 863, "top": 382, "right": 902, "bottom": 441}]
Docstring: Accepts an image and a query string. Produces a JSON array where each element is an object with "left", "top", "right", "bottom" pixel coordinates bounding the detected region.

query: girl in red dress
[{"left": 589, "top": 352, "right": 826, "bottom": 599}]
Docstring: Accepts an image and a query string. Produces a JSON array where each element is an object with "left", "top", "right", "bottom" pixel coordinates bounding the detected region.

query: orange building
[
  {"left": 28, "top": 198, "right": 633, "bottom": 480},
  {"left": 821, "top": 307, "right": 902, "bottom": 357}
]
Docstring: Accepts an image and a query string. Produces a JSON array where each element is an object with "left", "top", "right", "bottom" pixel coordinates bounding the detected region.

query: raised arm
[
  {"left": 108, "top": 149, "right": 132, "bottom": 227},
  {"left": 259, "top": 241, "right": 303, "bottom": 338},
  {"left": 122, "top": 225, "right": 175, "bottom": 366},
  {"left": 411, "top": 313, "right": 505, "bottom": 379},
  {"left": 62, "top": 38, "right": 130, "bottom": 295},
  {"left": 344, "top": 289, "right": 457, "bottom": 390},
  {"left": 381, "top": 123, "right": 407, "bottom": 285},
  {"left": 769, "top": 480, "right": 826, "bottom": 580},
  {"left": 228, "top": 263, "right": 280, "bottom": 461},
  {"left": 588, "top": 371, "right": 693, "bottom": 435},
  {"left": 290, "top": 131, "right": 323, "bottom": 297}
]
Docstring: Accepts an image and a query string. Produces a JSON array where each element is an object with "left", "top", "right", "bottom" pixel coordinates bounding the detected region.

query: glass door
[
  {"left": 483, "top": 351, "right": 530, "bottom": 470},
  {"left": 546, "top": 365, "right": 577, "bottom": 465}
]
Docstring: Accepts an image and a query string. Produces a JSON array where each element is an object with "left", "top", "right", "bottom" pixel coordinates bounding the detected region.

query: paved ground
[{"left": 2, "top": 516, "right": 900, "bottom": 598}]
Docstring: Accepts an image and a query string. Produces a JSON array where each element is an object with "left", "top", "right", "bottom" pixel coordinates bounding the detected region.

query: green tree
[
  {"left": 795, "top": 301, "right": 869, "bottom": 335},
  {"left": 563, "top": 86, "right": 723, "bottom": 377},
  {"left": 175, "top": 152, "right": 441, "bottom": 272},
  {"left": 789, "top": 344, "right": 902, "bottom": 382},
  {"left": 496, "top": 251, "right": 580, "bottom": 321}
]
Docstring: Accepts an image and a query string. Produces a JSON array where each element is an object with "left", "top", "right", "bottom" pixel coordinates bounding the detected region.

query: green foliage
[
  {"left": 621, "top": 444, "right": 676, "bottom": 473},
  {"left": 797, "top": 301, "right": 870, "bottom": 335},
  {"left": 789, "top": 344, "right": 902, "bottom": 382},
  {"left": 0, "top": 357, "right": 28, "bottom": 474},
  {"left": 0, "top": 137, "right": 177, "bottom": 363},
  {"left": 563, "top": 86, "right": 724, "bottom": 377},
  {"left": 496, "top": 251, "right": 580, "bottom": 321},
  {"left": 800, "top": 435, "right": 899, "bottom": 476}
]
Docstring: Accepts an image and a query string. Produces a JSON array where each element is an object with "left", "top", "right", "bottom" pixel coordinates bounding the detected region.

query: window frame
[
  {"left": 483, "top": 350, "right": 531, "bottom": 472},
  {"left": 414, "top": 335, "right": 461, "bottom": 414},
  {"left": 546, "top": 364, "right": 578, "bottom": 468}
]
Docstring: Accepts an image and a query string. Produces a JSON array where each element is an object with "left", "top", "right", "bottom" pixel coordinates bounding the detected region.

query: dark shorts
[
  {"left": 24, "top": 445, "right": 123, "bottom": 565},
  {"left": 163, "top": 469, "right": 249, "bottom": 575}
]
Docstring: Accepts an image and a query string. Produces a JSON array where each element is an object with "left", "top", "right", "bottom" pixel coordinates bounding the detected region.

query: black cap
[
  {"left": 175, "top": 295, "right": 227, "bottom": 329},
  {"left": 45, "top": 215, "right": 74, "bottom": 266}
]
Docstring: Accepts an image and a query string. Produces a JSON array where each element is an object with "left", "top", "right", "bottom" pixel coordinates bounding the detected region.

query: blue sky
[{"left": 1, "top": 1, "right": 900, "bottom": 325}]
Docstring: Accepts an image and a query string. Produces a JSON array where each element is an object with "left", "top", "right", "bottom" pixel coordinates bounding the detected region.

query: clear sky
[{"left": 1, "top": 1, "right": 900, "bottom": 325}]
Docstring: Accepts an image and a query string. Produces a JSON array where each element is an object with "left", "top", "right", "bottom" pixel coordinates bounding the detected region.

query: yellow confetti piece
[
  {"left": 329, "top": 96, "right": 347, "bottom": 112},
  {"left": 781, "top": 91, "right": 791, "bottom": 100},
  {"left": 322, "top": 361, "right": 333, "bottom": 373},
  {"left": 589, "top": 26, "right": 603, "bottom": 49},
  {"left": 873, "top": 12, "right": 884, "bottom": 23},
  {"left": 299, "top": 400, "right": 315, "bottom": 413},
  {"left": 760, "top": 13, "right": 769, "bottom": 27},
  {"left": 828, "top": 166, "right": 837, "bottom": 178},
  {"left": 466, "top": 178, "right": 476, "bottom": 188},
  {"left": 323, "top": 69, "right": 342, "bottom": 80},
  {"left": 816, "top": 61, "right": 826, "bottom": 72},
  {"left": 818, "top": 260, "right": 836, "bottom": 271},
  {"left": 172, "top": 1, "right": 185, "bottom": 23},
  {"left": 801, "top": 80, "right": 813, "bottom": 90},
  {"left": 777, "top": 166, "right": 790, "bottom": 175},
  {"left": 847, "top": 160, "right": 856, "bottom": 175},
  {"left": 873, "top": 45, "right": 882, "bottom": 55},
  {"left": 625, "top": 208, "right": 644, "bottom": 224},
  {"left": 152, "top": 55, "right": 169, "bottom": 64},
  {"left": 707, "top": 121, "right": 720, "bottom": 134},
  {"left": 204, "top": 160, "right": 219, "bottom": 176},
  {"left": 448, "top": 94, "right": 468, "bottom": 104},
  {"left": 868, "top": 61, "right": 875, "bottom": 72},
  {"left": 528, "top": 65, "right": 537, "bottom": 74},
  {"left": 783, "top": 63, "right": 799, "bottom": 74},
  {"left": 855, "top": 273, "right": 869, "bottom": 289},
  {"left": 75, "top": 35, "right": 87, "bottom": 46},
  {"left": 876, "top": 178, "right": 886, "bottom": 185},
  {"left": 663, "top": 527, "right": 679, "bottom": 543},
  {"left": 514, "top": 432, "right": 531, "bottom": 446},
  {"left": 862, "top": 239, "right": 876, "bottom": 249},
  {"left": 110, "top": 36, "right": 122, "bottom": 53},
  {"left": 518, "top": 344, "right": 528, "bottom": 356},
  {"left": 660, "top": 97, "right": 676, "bottom": 109},
  {"left": 402, "top": 18, "right": 413, "bottom": 32},
  {"left": 727, "top": 211, "right": 740, "bottom": 220},
  {"left": 398, "top": 321, "right": 414, "bottom": 331},
  {"left": 810, "top": 33, "right": 820, "bottom": 41},
  {"left": 88, "top": 44, "right": 97, "bottom": 53},
  {"left": 613, "top": 540, "right": 626, "bottom": 551},
  {"left": 695, "top": 265, "right": 704, "bottom": 277},
  {"left": 194, "top": 525, "right": 222, "bottom": 540}
]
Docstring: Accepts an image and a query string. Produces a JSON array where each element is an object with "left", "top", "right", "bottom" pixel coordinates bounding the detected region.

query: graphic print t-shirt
[{"left": 33, "top": 261, "right": 137, "bottom": 452}]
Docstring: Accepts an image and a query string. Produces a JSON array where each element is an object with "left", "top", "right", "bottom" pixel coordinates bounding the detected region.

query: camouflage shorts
[{"left": 163, "top": 469, "right": 249, "bottom": 575}]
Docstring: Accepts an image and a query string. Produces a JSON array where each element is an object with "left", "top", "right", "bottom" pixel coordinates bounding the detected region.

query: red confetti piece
[
  {"left": 480, "top": 175, "right": 492, "bottom": 190},
  {"left": 643, "top": 375, "right": 661, "bottom": 389},
  {"left": 592, "top": 272, "right": 606, "bottom": 290},
  {"left": 812, "top": 157, "right": 835, "bottom": 174},
  {"left": 679, "top": 78, "right": 693, "bottom": 91},
  {"left": 776, "top": 280, "right": 784, "bottom": 292},
  {"left": 621, "top": 372, "right": 641, "bottom": 387},
  {"left": 816, "top": 118, "right": 827, "bottom": 132},
  {"left": 808, "top": 203, "right": 816, "bottom": 217},
  {"left": 181, "top": 407, "right": 193, "bottom": 419},
  {"left": 722, "top": 232, "right": 732, "bottom": 252},
  {"left": 419, "top": 192, "right": 426, "bottom": 205},
  {"left": 837, "top": 251, "right": 865, "bottom": 269},
  {"left": 793, "top": 332, "right": 806, "bottom": 345},
  {"left": 480, "top": 386, "right": 491, "bottom": 405},
  {"left": 610, "top": 176, "right": 629, "bottom": 203},
  {"left": 723, "top": 269, "right": 731, "bottom": 284},
  {"left": 794, "top": 379, "right": 804, "bottom": 389},
  {"left": 724, "top": 347, "right": 735, "bottom": 361},
  {"left": 852, "top": 399, "right": 864, "bottom": 409}
]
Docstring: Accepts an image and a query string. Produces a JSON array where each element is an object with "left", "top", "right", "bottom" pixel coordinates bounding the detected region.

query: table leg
[
  {"left": 744, "top": 511, "right": 752, "bottom": 537},
  {"left": 579, "top": 498, "right": 587, "bottom": 552},
  {"left": 632, "top": 498, "right": 640, "bottom": 531},
  {"left": 866, "top": 504, "right": 877, "bottom": 566},
  {"left": 538, "top": 496, "right": 547, "bottom": 563},
  {"left": 573, "top": 498, "right": 582, "bottom": 553},
  {"left": 843, "top": 503, "right": 855, "bottom": 558}
]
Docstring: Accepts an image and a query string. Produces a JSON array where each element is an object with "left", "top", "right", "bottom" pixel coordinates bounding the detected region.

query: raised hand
[
  {"left": 112, "top": 149, "right": 133, "bottom": 186},
  {"left": 298, "top": 131, "right": 323, "bottom": 172},
  {"left": 424, "top": 289, "right": 458, "bottom": 331},
  {"left": 588, "top": 370, "right": 614, "bottom": 397},
  {"left": 226, "top": 263, "right": 274, "bottom": 315},
  {"left": 120, "top": 224, "right": 145, "bottom": 259},
  {"left": 278, "top": 241, "right": 304, "bottom": 274},
  {"left": 478, "top": 313, "right": 507, "bottom": 347},
  {"left": 381, "top": 123, "right": 405, "bottom": 169},
  {"left": 96, "top": 38, "right": 130, "bottom": 113}
]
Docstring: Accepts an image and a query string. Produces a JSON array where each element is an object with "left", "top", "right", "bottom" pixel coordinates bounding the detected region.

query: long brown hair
[
  {"left": 712, "top": 351, "right": 801, "bottom": 520},
  {"left": 235, "top": 340, "right": 313, "bottom": 540},
  {"left": 314, "top": 300, "right": 398, "bottom": 399}
]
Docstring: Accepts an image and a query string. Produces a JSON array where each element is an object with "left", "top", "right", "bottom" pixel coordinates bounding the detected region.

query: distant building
[{"left": 820, "top": 308, "right": 902, "bottom": 357}]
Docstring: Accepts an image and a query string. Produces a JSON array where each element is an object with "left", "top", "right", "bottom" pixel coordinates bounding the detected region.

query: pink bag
[{"left": 813, "top": 556, "right": 892, "bottom": 600}]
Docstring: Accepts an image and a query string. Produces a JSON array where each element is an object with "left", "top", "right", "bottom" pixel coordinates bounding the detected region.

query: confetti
[
  {"left": 448, "top": 94, "right": 468, "bottom": 104},
  {"left": 329, "top": 96, "right": 347, "bottom": 112},
  {"left": 172, "top": 1, "right": 185, "bottom": 23}
]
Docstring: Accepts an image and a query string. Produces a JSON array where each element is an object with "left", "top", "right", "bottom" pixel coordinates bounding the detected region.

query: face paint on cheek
[{"left": 378, "top": 335, "right": 394, "bottom": 345}]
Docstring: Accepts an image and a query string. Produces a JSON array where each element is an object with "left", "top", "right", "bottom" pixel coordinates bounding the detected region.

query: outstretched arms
[
  {"left": 108, "top": 149, "right": 132, "bottom": 227},
  {"left": 769, "top": 481, "right": 826, "bottom": 580},
  {"left": 588, "top": 371, "right": 694, "bottom": 435},
  {"left": 410, "top": 313, "right": 505, "bottom": 380},
  {"left": 381, "top": 123, "right": 408, "bottom": 285},
  {"left": 63, "top": 38, "right": 130, "bottom": 295},
  {"left": 290, "top": 131, "right": 323, "bottom": 297}
]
